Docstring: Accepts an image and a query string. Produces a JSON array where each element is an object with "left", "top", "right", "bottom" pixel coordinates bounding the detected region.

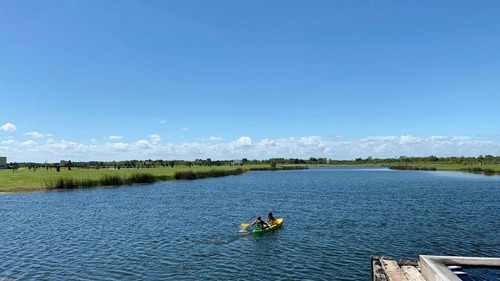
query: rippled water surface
[{"left": 1, "top": 167, "right": 500, "bottom": 280}]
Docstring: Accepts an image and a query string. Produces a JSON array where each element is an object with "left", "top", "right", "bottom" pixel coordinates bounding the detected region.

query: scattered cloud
[
  {"left": 137, "top": 140, "right": 153, "bottom": 149},
  {"left": 182, "top": 127, "right": 189, "bottom": 131},
  {"left": 197, "top": 136, "right": 223, "bottom": 141},
  {"left": 1, "top": 134, "right": 499, "bottom": 162},
  {"left": 105, "top": 142, "right": 128, "bottom": 152},
  {"left": 149, "top": 134, "right": 161, "bottom": 142},
  {"left": 234, "top": 136, "right": 252, "bottom": 147},
  {"left": 477, "top": 134, "right": 499, "bottom": 138},
  {"left": 22, "top": 140, "right": 38, "bottom": 146},
  {"left": 363, "top": 136, "right": 397, "bottom": 142},
  {"left": 159, "top": 120, "right": 167, "bottom": 124},
  {"left": 1, "top": 123, "right": 17, "bottom": 132},
  {"left": 108, "top": 136, "right": 124, "bottom": 140},
  {"left": 24, "top": 132, "right": 45, "bottom": 138},
  {"left": 400, "top": 135, "right": 422, "bottom": 145},
  {"left": 328, "top": 134, "right": 344, "bottom": 139}
]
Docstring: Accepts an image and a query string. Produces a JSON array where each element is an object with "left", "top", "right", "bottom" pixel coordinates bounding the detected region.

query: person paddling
[{"left": 251, "top": 216, "right": 269, "bottom": 230}]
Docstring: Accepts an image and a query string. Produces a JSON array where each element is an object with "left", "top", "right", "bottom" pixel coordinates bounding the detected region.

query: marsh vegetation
[{"left": 1, "top": 163, "right": 307, "bottom": 193}]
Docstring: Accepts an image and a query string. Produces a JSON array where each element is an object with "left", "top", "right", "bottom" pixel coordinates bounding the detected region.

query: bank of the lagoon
[
  {"left": 0, "top": 165, "right": 306, "bottom": 194},
  {"left": 1, "top": 167, "right": 499, "bottom": 280},
  {"left": 327, "top": 162, "right": 500, "bottom": 176},
  {"left": 328, "top": 157, "right": 500, "bottom": 176},
  {"left": 388, "top": 163, "right": 500, "bottom": 176},
  {"left": 3, "top": 161, "right": 500, "bottom": 194}
]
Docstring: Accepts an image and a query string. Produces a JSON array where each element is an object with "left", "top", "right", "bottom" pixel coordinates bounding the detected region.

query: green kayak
[{"left": 253, "top": 218, "right": 283, "bottom": 234}]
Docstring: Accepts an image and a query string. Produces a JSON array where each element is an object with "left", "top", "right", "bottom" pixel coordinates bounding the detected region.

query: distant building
[
  {"left": 60, "top": 160, "right": 72, "bottom": 167},
  {"left": 230, "top": 160, "right": 242, "bottom": 166},
  {"left": 0, "top": 157, "right": 6, "bottom": 169}
]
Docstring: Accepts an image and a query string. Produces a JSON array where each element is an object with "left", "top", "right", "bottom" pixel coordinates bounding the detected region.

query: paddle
[{"left": 240, "top": 223, "right": 250, "bottom": 228}]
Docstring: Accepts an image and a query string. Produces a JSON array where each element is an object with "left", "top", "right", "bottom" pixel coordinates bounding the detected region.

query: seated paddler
[
  {"left": 267, "top": 212, "right": 277, "bottom": 225},
  {"left": 251, "top": 215, "right": 269, "bottom": 229}
]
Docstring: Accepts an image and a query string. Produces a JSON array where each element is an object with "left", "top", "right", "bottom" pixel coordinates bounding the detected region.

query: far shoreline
[
  {"left": 0, "top": 165, "right": 307, "bottom": 195},
  {"left": 2, "top": 161, "right": 499, "bottom": 195}
]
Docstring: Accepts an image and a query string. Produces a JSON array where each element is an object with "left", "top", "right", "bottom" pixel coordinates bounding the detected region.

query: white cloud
[
  {"left": 105, "top": 142, "right": 129, "bottom": 152},
  {"left": 182, "top": 127, "right": 189, "bottom": 131},
  {"left": 295, "top": 136, "right": 322, "bottom": 147},
  {"left": 197, "top": 136, "right": 223, "bottom": 141},
  {"left": 91, "top": 138, "right": 98, "bottom": 144},
  {"left": 234, "top": 136, "right": 252, "bottom": 147},
  {"left": 429, "top": 136, "right": 448, "bottom": 141},
  {"left": 22, "top": 140, "right": 38, "bottom": 146},
  {"left": 108, "top": 136, "right": 123, "bottom": 140},
  {"left": 0, "top": 134, "right": 499, "bottom": 162},
  {"left": 1, "top": 123, "right": 17, "bottom": 132},
  {"left": 363, "top": 136, "right": 397, "bottom": 142},
  {"left": 25, "top": 132, "right": 44, "bottom": 138},
  {"left": 400, "top": 135, "right": 423, "bottom": 145},
  {"left": 137, "top": 140, "right": 153, "bottom": 149},
  {"left": 149, "top": 134, "right": 161, "bottom": 142}
]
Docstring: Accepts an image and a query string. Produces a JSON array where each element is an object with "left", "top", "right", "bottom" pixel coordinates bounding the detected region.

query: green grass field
[{"left": 0, "top": 165, "right": 277, "bottom": 193}]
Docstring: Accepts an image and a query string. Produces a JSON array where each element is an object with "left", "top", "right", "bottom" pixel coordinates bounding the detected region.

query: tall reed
[
  {"left": 174, "top": 168, "right": 245, "bottom": 180},
  {"left": 45, "top": 173, "right": 159, "bottom": 190},
  {"left": 126, "top": 173, "right": 156, "bottom": 184},
  {"left": 389, "top": 165, "right": 436, "bottom": 171},
  {"left": 467, "top": 167, "right": 496, "bottom": 175}
]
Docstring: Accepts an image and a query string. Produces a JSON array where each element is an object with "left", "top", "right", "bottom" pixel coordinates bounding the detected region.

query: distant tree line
[
  {"left": 329, "top": 155, "right": 500, "bottom": 166},
  {"left": 6, "top": 155, "right": 500, "bottom": 171}
]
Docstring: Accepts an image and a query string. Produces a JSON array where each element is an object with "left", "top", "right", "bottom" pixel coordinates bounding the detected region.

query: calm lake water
[{"left": 1, "top": 167, "right": 500, "bottom": 280}]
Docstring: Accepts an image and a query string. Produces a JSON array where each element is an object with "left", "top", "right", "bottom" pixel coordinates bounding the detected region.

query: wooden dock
[
  {"left": 372, "top": 255, "right": 500, "bottom": 281},
  {"left": 372, "top": 257, "right": 426, "bottom": 281}
]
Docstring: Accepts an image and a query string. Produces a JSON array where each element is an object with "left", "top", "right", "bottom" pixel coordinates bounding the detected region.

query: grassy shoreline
[
  {"left": 2, "top": 162, "right": 498, "bottom": 194},
  {"left": 313, "top": 162, "right": 500, "bottom": 176},
  {"left": 0, "top": 165, "right": 307, "bottom": 194},
  {"left": 387, "top": 163, "right": 500, "bottom": 176}
]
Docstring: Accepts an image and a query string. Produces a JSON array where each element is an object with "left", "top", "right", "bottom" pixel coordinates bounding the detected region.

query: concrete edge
[{"left": 420, "top": 255, "right": 500, "bottom": 281}]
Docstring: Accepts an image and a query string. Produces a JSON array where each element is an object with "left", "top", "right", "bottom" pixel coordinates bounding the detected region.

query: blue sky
[{"left": 1, "top": 1, "right": 500, "bottom": 162}]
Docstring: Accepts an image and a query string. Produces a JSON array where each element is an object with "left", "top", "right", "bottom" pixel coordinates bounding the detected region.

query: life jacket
[{"left": 255, "top": 222, "right": 262, "bottom": 230}]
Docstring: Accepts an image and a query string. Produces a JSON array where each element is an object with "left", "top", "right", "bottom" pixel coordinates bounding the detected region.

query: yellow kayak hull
[{"left": 253, "top": 218, "right": 283, "bottom": 234}]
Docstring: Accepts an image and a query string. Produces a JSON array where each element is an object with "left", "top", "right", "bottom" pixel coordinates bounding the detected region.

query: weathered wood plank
[
  {"left": 372, "top": 257, "right": 388, "bottom": 281},
  {"left": 373, "top": 264, "right": 388, "bottom": 281},
  {"left": 401, "top": 266, "right": 426, "bottom": 281},
  {"left": 381, "top": 259, "right": 409, "bottom": 281}
]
